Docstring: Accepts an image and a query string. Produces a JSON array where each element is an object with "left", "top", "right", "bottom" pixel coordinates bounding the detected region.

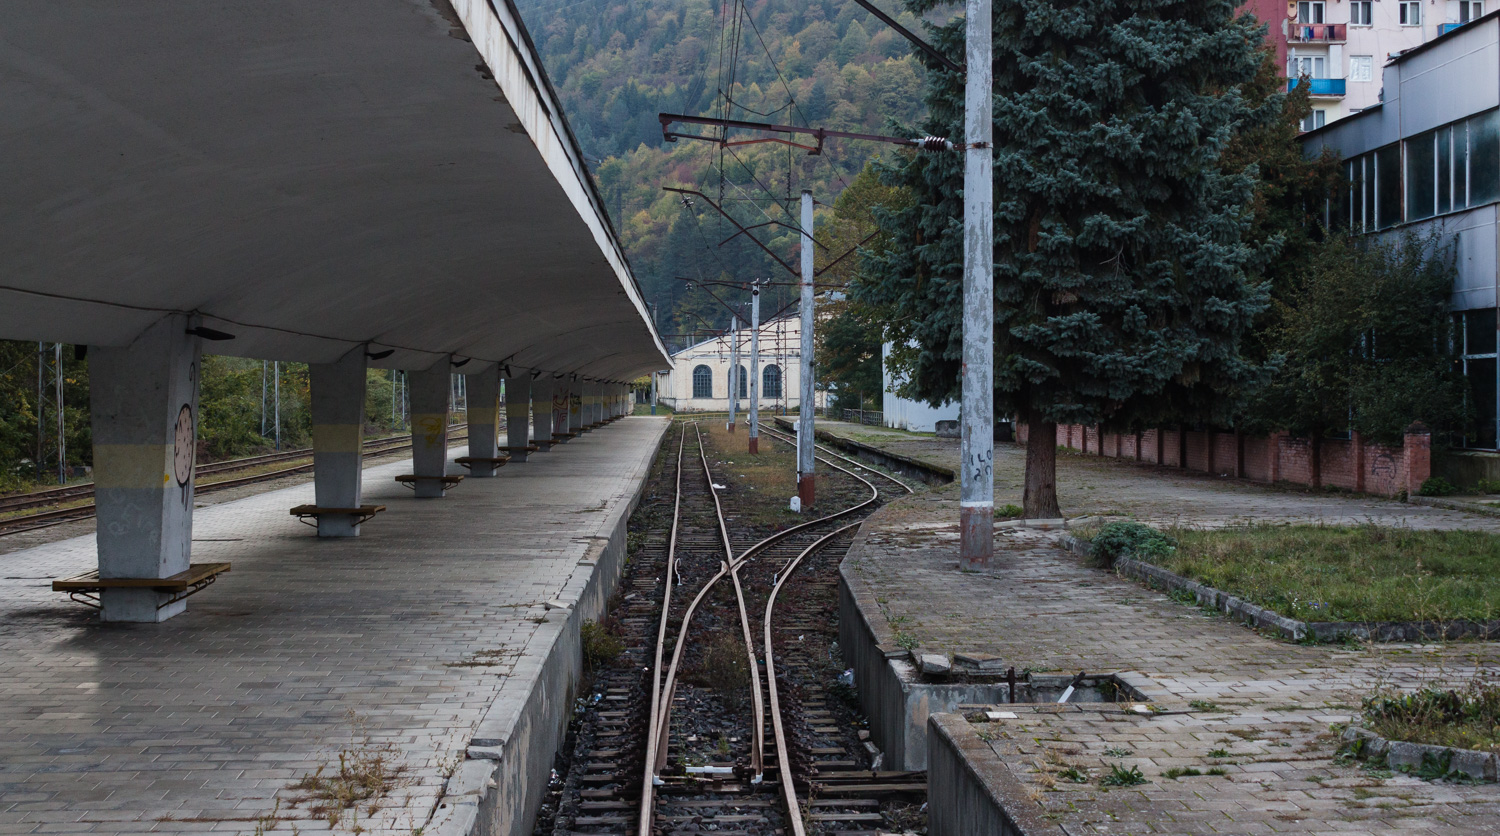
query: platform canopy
[{"left": 0, "top": 0, "right": 667, "bottom": 380}]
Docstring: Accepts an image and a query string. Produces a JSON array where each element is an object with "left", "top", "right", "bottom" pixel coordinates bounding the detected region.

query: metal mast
[
  {"left": 748, "top": 286, "right": 761, "bottom": 454},
  {"left": 959, "top": 0, "right": 994, "bottom": 569},
  {"left": 797, "top": 190, "right": 816, "bottom": 509}
]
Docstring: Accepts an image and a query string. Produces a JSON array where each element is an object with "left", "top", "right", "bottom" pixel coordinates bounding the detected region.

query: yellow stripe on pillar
[
  {"left": 93, "top": 444, "right": 173, "bottom": 489},
  {"left": 468, "top": 407, "right": 498, "bottom": 425},
  {"left": 312, "top": 423, "right": 364, "bottom": 454}
]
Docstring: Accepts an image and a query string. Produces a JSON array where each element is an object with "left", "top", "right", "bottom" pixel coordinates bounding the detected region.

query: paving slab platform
[
  {"left": 824, "top": 422, "right": 1500, "bottom": 835},
  {"left": 0, "top": 416, "right": 668, "bottom": 835}
]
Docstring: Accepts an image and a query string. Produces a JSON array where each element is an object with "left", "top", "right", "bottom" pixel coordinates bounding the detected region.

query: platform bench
[
  {"left": 454, "top": 456, "right": 509, "bottom": 470},
  {"left": 289, "top": 504, "right": 386, "bottom": 528},
  {"left": 497, "top": 445, "right": 540, "bottom": 454},
  {"left": 395, "top": 474, "right": 465, "bottom": 487},
  {"left": 54, "top": 562, "right": 231, "bottom": 610}
]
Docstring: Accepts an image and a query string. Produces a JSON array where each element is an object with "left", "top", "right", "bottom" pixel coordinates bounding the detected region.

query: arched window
[
  {"left": 692, "top": 365, "right": 713, "bottom": 398},
  {"left": 762, "top": 364, "right": 782, "bottom": 399},
  {"left": 734, "top": 365, "right": 748, "bottom": 399}
]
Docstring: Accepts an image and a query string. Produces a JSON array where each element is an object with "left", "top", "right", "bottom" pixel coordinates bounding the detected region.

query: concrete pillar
[
  {"left": 568, "top": 377, "right": 583, "bottom": 434},
  {"left": 89, "top": 314, "right": 202, "bottom": 622},
  {"left": 553, "top": 377, "right": 573, "bottom": 442},
  {"left": 309, "top": 346, "right": 369, "bottom": 536},
  {"left": 532, "top": 376, "right": 554, "bottom": 450},
  {"left": 408, "top": 359, "right": 453, "bottom": 497},
  {"left": 466, "top": 365, "right": 502, "bottom": 476},
  {"left": 505, "top": 373, "right": 531, "bottom": 461}
]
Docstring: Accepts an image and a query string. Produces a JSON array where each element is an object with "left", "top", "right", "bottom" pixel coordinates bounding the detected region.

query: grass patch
[
  {"left": 995, "top": 503, "right": 1024, "bottom": 520},
  {"left": 1359, "top": 682, "right": 1500, "bottom": 755},
  {"left": 1163, "top": 767, "right": 1202, "bottom": 779},
  {"left": 580, "top": 620, "right": 623, "bottom": 670},
  {"left": 1102, "top": 747, "right": 1134, "bottom": 758},
  {"left": 1135, "top": 523, "right": 1500, "bottom": 623}
]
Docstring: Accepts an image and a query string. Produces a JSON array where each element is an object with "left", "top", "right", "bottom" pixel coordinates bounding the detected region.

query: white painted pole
[
  {"left": 728, "top": 316, "right": 740, "bottom": 433},
  {"left": 960, "top": 0, "right": 994, "bottom": 570},
  {"left": 748, "top": 286, "right": 761, "bottom": 454},
  {"left": 273, "top": 360, "right": 281, "bottom": 451},
  {"left": 797, "top": 190, "right": 816, "bottom": 509}
]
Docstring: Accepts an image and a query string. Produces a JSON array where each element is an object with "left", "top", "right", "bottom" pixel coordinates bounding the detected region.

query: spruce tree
[{"left": 862, "top": 0, "right": 1274, "bottom": 517}]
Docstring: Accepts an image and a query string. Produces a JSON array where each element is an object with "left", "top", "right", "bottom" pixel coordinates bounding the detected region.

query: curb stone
[{"left": 1341, "top": 726, "right": 1499, "bottom": 782}]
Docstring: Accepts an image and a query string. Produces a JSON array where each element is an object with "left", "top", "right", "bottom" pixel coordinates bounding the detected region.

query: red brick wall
[{"left": 1042, "top": 421, "right": 1426, "bottom": 497}]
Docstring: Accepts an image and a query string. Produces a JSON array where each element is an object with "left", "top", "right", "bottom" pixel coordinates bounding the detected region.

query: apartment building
[{"left": 1242, "top": 0, "right": 1488, "bottom": 128}]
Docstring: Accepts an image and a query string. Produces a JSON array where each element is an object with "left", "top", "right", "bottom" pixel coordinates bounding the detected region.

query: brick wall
[{"left": 1051, "top": 424, "right": 1431, "bottom": 498}]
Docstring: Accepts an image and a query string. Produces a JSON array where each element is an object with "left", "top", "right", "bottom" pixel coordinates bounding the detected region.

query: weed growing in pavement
[
  {"left": 995, "top": 503, "right": 1023, "bottom": 519},
  {"left": 1055, "top": 766, "right": 1088, "bottom": 783},
  {"left": 286, "top": 712, "right": 406, "bottom": 830},
  {"left": 1207, "top": 767, "right": 1230, "bottom": 777},
  {"left": 1163, "top": 767, "right": 1202, "bottom": 779},
  {"left": 1100, "top": 763, "right": 1147, "bottom": 787},
  {"left": 1102, "top": 747, "right": 1134, "bottom": 758},
  {"left": 1208, "top": 748, "right": 1230, "bottom": 758},
  {"left": 1189, "top": 700, "right": 1225, "bottom": 713}
]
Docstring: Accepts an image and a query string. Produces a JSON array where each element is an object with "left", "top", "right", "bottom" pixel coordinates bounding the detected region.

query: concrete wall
[
  {"left": 424, "top": 418, "right": 669, "bottom": 836},
  {"left": 1025, "top": 423, "right": 1432, "bottom": 496},
  {"left": 927, "top": 714, "right": 1067, "bottom": 836}
]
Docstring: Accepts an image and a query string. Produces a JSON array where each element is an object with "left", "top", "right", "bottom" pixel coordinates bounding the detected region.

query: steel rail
[
  {"left": 0, "top": 433, "right": 469, "bottom": 535},
  {"left": 760, "top": 425, "right": 914, "bottom": 495},
  {"left": 645, "top": 428, "right": 882, "bottom": 806},
  {"left": 636, "top": 424, "right": 687, "bottom": 836},
  {"left": 763, "top": 521, "right": 863, "bottom": 836}
]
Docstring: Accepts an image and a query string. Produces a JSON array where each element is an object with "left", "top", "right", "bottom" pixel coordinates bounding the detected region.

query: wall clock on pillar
[{"left": 174, "top": 404, "right": 195, "bottom": 486}]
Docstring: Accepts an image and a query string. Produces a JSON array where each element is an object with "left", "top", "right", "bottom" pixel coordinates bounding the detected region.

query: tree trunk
[{"left": 1023, "top": 411, "right": 1062, "bottom": 519}]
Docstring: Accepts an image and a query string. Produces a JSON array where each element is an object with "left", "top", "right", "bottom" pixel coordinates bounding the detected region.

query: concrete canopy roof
[{"left": 0, "top": 0, "right": 667, "bottom": 381}]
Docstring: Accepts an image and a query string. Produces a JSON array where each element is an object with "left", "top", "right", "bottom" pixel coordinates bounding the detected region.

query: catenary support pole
[
  {"left": 407, "top": 359, "right": 453, "bottom": 498},
  {"left": 89, "top": 314, "right": 202, "bottom": 622},
  {"left": 504, "top": 371, "right": 531, "bottom": 460},
  {"left": 466, "top": 365, "right": 503, "bottom": 475},
  {"left": 309, "top": 346, "right": 369, "bottom": 536},
  {"left": 959, "top": 0, "right": 995, "bottom": 570},
  {"left": 748, "top": 286, "right": 761, "bottom": 454},
  {"left": 273, "top": 360, "right": 281, "bottom": 450},
  {"left": 797, "top": 189, "right": 816, "bottom": 509},
  {"left": 728, "top": 316, "right": 739, "bottom": 433}
]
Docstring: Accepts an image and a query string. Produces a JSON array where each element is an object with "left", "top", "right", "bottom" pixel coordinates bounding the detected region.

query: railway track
[
  {"left": 538, "top": 420, "right": 924, "bottom": 836},
  {"left": 0, "top": 431, "right": 470, "bottom": 535}
]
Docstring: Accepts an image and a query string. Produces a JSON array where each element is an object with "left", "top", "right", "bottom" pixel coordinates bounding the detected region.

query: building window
[
  {"left": 1407, "top": 130, "right": 1437, "bottom": 221},
  {"left": 1472, "top": 109, "right": 1500, "bottom": 205},
  {"left": 732, "top": 365, "right": 747, "bottom": 399},
  {"left": 1375, "top": 143, "right": 1402, "bottom": 229},
  {"left": 1351, "top": 1, "right": 1372, "bottom": 25},
  {"left": 1455, "top": 309, "right": 1498, "bottom": 449},
  {"left": 1301, "top": 109, "right": 1327, "bottom": 133},
  {"left": 1399, "top": 1, "right": 1421, "bottom": 26},
  {"left": 762, "top": 364, "right": 782, "bottom": 398},
  {"left": 1461, "top": 1, "right": 1485, "bottom": 23},
  {"left": 692, "top": 364, "right": 712, "bottom": 398},
  {"left": 1350, "top": 56, "right": 1373, "bottom": 83},
  {"left": 1289, "top": 54, "right": 1327, "bottom": 79},
  {"left": 1297, "top": 1, "right": 1324, "bottom": 23}
]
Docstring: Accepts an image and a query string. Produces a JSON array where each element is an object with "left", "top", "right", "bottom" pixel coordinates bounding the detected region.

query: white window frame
[
  {"left": 1461, "top": 1, "right": 1485, "bottom": 23},
  {"left": 1400, "top": 1, "right": 1422, "bottom": 26},
  {"left": 1302, "top": 109, "right": 1328, "bottom": 133},
  {"left": 1349, "top": 55, "right": 1374, "bottom": 83},
  {"left": 1350, "top": 0, "right": 1373, "bottom": 26},
  {"left": 1297, "top": 1, "right": 1325, "bottom": 24}
]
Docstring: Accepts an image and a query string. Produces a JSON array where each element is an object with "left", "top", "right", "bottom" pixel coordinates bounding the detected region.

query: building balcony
[
  {"left": 1287, "top": 22, "right": 1346, "bottom": 42},
  {"left": 1289, "top": 77, "right": 1346, "bottom": 97},
  {"left": 1439, "top": 22, "right": 1468, "bottom": 35}
]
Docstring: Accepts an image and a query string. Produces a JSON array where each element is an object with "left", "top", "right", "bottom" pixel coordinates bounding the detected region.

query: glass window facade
[
  {"left": 1456, "top": 310, "right": 1499, "bottom": 449},
  {"left": 692, "top": 364, "right": 712, "bottom": 398},
  {"left": 1338, "top": 109, "right": 1500, "bottom": 230},
  {"left": 762, "top": 364, "right": 782, "bottom": 398}
]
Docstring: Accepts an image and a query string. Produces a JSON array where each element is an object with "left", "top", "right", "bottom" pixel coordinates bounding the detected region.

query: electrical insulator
[{"left": 916, "top": 136, "right": 954, "bottom": 151}]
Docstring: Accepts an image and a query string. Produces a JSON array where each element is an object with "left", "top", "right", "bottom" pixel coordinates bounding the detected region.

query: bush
[
  {"left": 1477, "top": 478, "right": 1500, "bottom": 495},
  {"left": 1089, "top": 522, "right": 1176, "bottom": 567},
  {"left": 1361, "top": 683, "right": 1500, "bottom": 754},
  {"left": 1418, "top": 477, "right": 1459, "bottom": 497},
  {"left": 579, "top": 620, "right": 623, "bottom": 670}
]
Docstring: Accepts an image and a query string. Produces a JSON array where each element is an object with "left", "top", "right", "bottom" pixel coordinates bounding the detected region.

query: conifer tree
[{"left": 862, "top": 0, "right": 1274, "bottom": 517}]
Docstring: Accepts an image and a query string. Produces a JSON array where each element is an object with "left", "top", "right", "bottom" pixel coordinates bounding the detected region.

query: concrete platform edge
[
  {"left": 927, "top": 713, "right": 1066, "bottom": 836},
  {"left": 432, "top": 417, "right": 670, "bottom": 836}
]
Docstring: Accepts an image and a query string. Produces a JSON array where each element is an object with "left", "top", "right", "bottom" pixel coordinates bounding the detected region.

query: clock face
[{"left": 173, "top": 404, "right": 195, "bottom": 486}]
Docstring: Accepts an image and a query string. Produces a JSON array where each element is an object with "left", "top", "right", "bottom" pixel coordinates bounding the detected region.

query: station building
[
  {"left": 1302, "top": 10, "right": 1500, "bottom": 472},
  {"left": 656, "top": 313, "right": 825, "bottom": 414}
]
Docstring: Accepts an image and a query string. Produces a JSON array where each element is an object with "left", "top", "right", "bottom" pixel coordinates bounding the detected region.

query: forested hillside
[{"left": 515, "top": 0, "right": 932, "bottom": 346}]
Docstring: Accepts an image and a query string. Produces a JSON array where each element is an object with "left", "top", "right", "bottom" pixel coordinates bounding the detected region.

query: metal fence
[{"left": 841, "top": 408, "right": 884, "bottom": 426}]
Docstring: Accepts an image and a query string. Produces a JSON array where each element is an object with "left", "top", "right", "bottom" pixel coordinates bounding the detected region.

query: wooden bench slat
[
  {"left": 395, "top": 474, "right": 464, "bottom": 484},
  {"left": 53, "top": 562, "right": 231, "bottom": 592}
]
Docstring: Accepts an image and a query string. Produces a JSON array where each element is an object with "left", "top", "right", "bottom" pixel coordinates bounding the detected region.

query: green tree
[
  {"left": 863, "top": 0, "right": 1273, "bottom": 518},
  {"left": 1248, "top": 234, "right": 1466, "bottom": 468}
]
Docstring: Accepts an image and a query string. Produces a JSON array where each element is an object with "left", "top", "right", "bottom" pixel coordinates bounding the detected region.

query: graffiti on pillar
[
  {"left": 553, "top": 390, "right": 569, "bottom": 428},
  {"left": 417, "top": 415, "right": 446, "bottom": 446},
  {"left": 173, "top": 403, "right": 195, "bottom": 507}
]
